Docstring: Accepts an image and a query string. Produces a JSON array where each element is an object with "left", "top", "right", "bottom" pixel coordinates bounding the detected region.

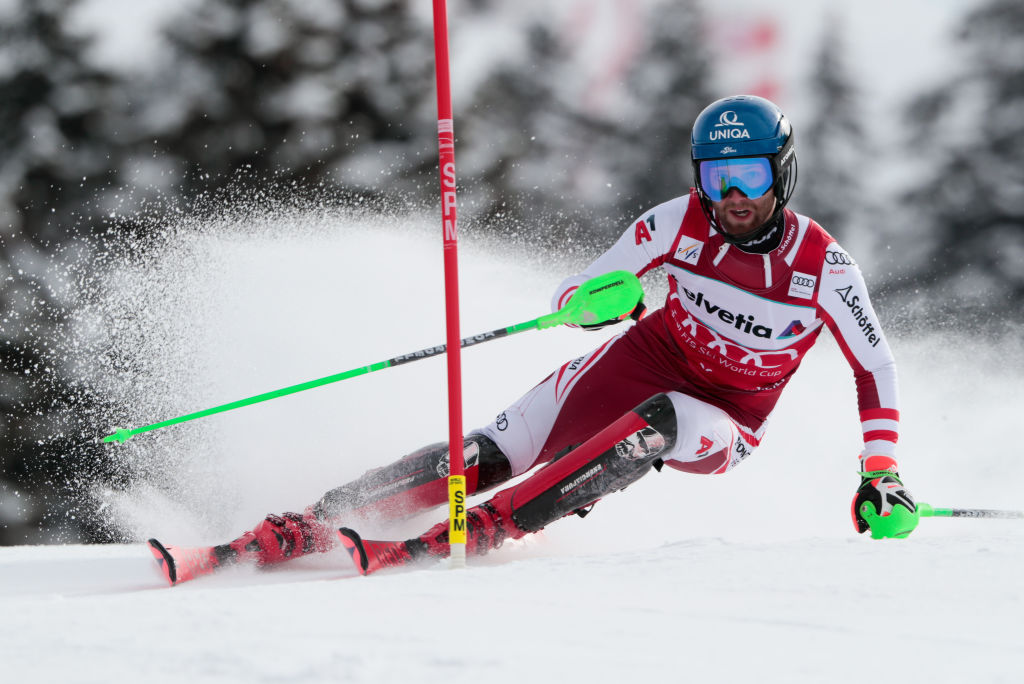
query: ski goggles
[{"left": 698, "top": 157, "right": 774, "bottom": 202}]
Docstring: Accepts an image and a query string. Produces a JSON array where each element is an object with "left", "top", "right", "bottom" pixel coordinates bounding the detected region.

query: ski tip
[
  {"left": 147, "top": 538, "right": 178, "bottom": 586},
  {"left": 337, "top": 527, "right": 370, "bottom": 575}
]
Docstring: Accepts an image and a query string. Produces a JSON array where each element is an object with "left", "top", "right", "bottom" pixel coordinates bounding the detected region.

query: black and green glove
[{"left": 851, "top": 455, "right": 919, "bottom": 539}]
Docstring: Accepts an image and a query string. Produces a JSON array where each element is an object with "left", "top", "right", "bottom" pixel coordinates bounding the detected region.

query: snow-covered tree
[
  {"left": 797, "top": 14, "right": 866, "bottom": 245},
  {"left": 0, "top": 0, "right": 125, "bottom": 544},
  {"left": 613, "top": 1, "right": 710, "bottom": 222},
  {"left": 456, "top": 2, "right": 711, "bottom": 247},
  {"left": 457, "top": 23, "right": 593, "bottom": 239},
  {"left": 128, "top": 0, "right": 437, "bottom": 206},
  {"left": 893, "top": 0, "right": 1024, "bottom": 311},
  {"left": 0, "top": 0, "right": 122, "bottom": 246}
]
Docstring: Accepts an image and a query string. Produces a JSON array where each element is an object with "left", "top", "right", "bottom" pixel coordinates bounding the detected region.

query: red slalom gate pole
[{"left": 432, "top": 0, "right": 467, "bottom": 568}]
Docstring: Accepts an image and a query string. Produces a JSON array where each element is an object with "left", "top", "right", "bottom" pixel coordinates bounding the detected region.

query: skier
[{"left": 149, "top": 95, "right": 918, "bottom": 584}]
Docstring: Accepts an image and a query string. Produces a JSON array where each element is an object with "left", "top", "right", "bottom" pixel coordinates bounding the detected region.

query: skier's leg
[
  {"left": 215, "top": 434, "right": 513, "bottom": 567},
  {"left": 312, "top": 433, "right": 512, "bottom": 522},
  {"left": 338, "top": 392, "right": 765, "bottom": 574},
  {"left": 655, "top": 392, "right": 762, "bottom": 475},
  {"left": 408, "top": 392, "right": 679, "bottom": 560},
  {"left": 475, "top": 312, "right": 695, "bottom": 477},
  {"left": 225, "top": 314, "right": 680, "bottom": 570}
]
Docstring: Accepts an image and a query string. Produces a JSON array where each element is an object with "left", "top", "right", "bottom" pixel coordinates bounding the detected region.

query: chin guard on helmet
[{"left": 690, "top": 95, "right": 798, "bottom": 245}]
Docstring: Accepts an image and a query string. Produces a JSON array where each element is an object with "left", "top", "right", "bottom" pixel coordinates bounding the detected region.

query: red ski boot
[
  {"left": 218, "top": 510, "right": 336, "bottom": 566},
  {"left": 338, "top": 499, "right": 525, "bottom": 576},
  {"left": 149, "top": 510, "right": 335, "bottom": 586}
]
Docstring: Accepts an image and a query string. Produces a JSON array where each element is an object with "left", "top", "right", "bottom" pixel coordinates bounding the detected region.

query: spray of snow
[{"left": 52, "top": 206, "right": 1019, "bottom": 551}]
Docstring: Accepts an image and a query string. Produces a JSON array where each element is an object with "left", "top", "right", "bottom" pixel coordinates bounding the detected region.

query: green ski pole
[
  {"left": 917, "top": 503, "right": 1024, "bottom": 519},
  {"left": 102, "top": 270, "right": 643, "bottom": 444}
]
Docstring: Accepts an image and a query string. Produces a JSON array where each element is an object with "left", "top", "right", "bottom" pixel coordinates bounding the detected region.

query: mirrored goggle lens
[{"left": 699, "top": 157, "right": 774, "bottom": 201}]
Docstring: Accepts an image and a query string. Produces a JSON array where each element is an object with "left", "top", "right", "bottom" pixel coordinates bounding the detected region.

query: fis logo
[{"left": 675, "top": 241, "right": 704, "bottom": 266}]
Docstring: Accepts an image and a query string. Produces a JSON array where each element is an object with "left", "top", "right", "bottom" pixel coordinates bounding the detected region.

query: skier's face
[{"left": 711, "top": 186, "right": 777, "bottom": 237}]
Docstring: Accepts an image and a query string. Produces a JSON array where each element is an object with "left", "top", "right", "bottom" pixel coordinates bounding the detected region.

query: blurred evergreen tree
[
  {"left": 0, "top": 0, "right": 716, "bottom": 543},
  {"left": 0, "top": 0, "right": 122, "bottom": 247},
  {"left": 129, "top": 0, "right": 437, "bottom": 208},
  {"left": 457, "top": 23, "right": 592, "bottom": 241},
  {"left": 0, "top": 0, "right": 442, "bottom": 545},
  {"left": 894, "top": 0, "right": 1024, "bottom": 310},
  {"left": 0, "top": 0, "right": 125, "bottom": 544},
  {"left": 613, "top": 1, "right": 711, "bottom": 222},
  {"left": 457, "top": 2, "right": 711, "bottom": 248},
  {"left": 797, "top": 15, "right": 866, "bottom": 245}
]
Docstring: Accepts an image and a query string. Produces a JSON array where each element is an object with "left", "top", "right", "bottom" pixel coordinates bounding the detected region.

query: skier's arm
[
  {"left": 816, "top": 244, "right": 900, "bottom": 461},
  {"left": 816, "top": 243, "right": 917, "bottom": 539},
  {"left": 551, "top": 197, "right": 686, "bottom": 317}
]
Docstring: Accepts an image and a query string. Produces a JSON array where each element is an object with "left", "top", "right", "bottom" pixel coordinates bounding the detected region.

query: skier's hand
[
  {"left": 851, "top": 455, "right": 918, "bottom": 539},
  {"left": 579, "top": 300, "right": 647, "bottom": 331}
]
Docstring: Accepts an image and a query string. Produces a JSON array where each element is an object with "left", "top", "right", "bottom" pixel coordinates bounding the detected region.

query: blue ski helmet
[{"left": 691, "top": 95, "right": 797, "bottom": 245}]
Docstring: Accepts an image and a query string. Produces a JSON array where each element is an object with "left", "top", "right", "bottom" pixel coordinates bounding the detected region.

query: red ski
[
  {"left": 337, "top": 528, "right": 425, "bottom": 576},
  {"left": 147, "top": 538, "right": 225, "bottom": 586}
]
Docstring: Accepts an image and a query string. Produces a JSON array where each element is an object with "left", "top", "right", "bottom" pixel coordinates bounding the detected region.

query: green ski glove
[{"left": 851, "top": 455, "right": 919, "bottom": 539}]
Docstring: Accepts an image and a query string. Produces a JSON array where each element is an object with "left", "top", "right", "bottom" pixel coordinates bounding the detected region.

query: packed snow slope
[{"left": 2, "top": 211, "right": 1023, "bottom": 683}]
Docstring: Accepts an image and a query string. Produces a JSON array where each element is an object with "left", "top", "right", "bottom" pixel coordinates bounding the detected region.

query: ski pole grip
[{"left": 539, "top": 270, "right": 644, "bottom": 329}]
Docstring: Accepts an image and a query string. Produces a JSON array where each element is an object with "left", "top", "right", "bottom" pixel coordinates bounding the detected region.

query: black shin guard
[
  {"left": 312, "top": 433, "right": 512, "bottom": 521},
  {"left": 502, "top": 393, "right": 678, "bottom": 533}
]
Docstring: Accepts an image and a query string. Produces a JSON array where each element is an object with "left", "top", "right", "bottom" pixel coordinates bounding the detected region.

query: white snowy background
[
  {"left": 2, "top": 1, "right": 1022, "bottom": 683},
  {"left": 1, "top": 212, "right": 1022, "bottom": 683}
]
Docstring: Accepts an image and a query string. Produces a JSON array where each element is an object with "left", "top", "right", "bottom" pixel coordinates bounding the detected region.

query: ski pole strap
[
  {"left": 101, "top": 271, "right": 645, "bottom": 444},
  {"left": 917, "top": 502, "right": 1024, "bottom": 519},
  {"left": 859, "top": 469, "right": 902, "bottom": 482}
]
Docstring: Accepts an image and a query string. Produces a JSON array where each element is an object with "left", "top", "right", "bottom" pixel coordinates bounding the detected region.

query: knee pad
[{"left": 470, "top": 433, "right": 513, "bottom": 491}]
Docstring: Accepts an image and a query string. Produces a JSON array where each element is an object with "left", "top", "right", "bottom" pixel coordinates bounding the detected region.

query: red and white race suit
[{"left": 477, "top": 189, "right": 898, "bottom": 478}]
